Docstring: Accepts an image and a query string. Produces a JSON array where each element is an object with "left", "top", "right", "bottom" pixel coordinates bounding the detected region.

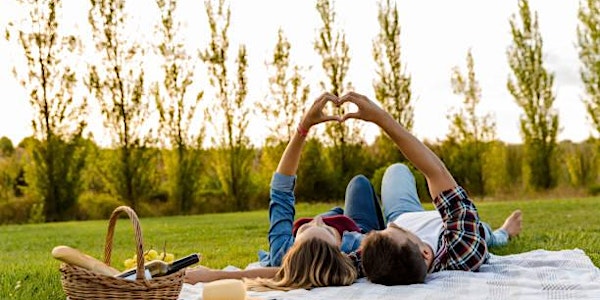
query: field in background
[{"left": 1, "top": 198, "right": 599, "bottom": 299}]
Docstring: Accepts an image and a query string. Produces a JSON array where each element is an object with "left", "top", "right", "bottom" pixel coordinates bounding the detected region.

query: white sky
[{"left": 0, "top": 0, "right": 590, "bottom": 147}]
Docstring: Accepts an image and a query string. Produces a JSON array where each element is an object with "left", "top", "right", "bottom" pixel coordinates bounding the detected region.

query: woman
[{"left": 185, "top": 92, "right": 385, "bottom": 290}]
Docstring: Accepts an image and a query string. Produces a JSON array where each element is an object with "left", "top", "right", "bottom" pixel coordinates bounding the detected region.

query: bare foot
[{"left": 500, "top": 210, "right": 522, "bottom": 238}]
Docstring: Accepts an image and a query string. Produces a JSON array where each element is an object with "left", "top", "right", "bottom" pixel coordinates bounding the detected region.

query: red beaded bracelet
[{"left": 297, "top": 125, "right": 309, "bottom": 137}]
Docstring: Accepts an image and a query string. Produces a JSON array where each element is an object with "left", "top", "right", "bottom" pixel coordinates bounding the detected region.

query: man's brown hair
[{"left": 360, "top": 232, "right": 427, "bottom": 285}]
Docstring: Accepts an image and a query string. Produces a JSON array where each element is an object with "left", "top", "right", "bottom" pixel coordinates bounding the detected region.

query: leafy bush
[
  {"left": 295, "top": 139, "right": 337, "bottom": 202},
  {"left": 0, "top": 156, "right": 21, "bottom": 201},
  {"left": 587, "top": 184, "right": 600, "bottom": 196},
  {"left": 76, "top": 192, "right": 124, "bottom": 220},
  {"left": 0, "top": 197, "right": 39, "bottom": 224}
]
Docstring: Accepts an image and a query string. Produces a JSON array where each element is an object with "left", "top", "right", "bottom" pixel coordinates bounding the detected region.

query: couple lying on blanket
[{"left": 184, "top": 92, "right": 522, "bottom": 291}]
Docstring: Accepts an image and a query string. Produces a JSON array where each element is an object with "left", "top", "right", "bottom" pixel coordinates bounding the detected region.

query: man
[
  {"left": 359, "top": 162, "right": 521, "bottom": 285},
  {"left": 341, "top": 91, "right": 522, "bottom": 285}
]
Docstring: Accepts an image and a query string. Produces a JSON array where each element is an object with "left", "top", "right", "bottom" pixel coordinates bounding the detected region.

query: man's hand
[
  {"left": 299, "top": 92, "right": 341, "bottom": 130},
  {"left": 338, "top": 92, "right": 387, "bottom": 125},
  {"left": 337, "top": 91, "right": 457, "bottom": 198}
]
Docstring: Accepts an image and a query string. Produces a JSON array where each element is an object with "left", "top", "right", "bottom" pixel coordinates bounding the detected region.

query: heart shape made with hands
[
  {"left": 321, "top": 96, "right": 359, "bottom": 119},
  {"left": 301, "top": 92, "right": 371, "bottom": 127}
]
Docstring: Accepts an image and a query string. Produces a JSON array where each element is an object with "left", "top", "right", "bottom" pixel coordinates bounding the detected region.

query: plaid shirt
[{"left": 431, "top": 186, "right": 489, "bottom": 272}]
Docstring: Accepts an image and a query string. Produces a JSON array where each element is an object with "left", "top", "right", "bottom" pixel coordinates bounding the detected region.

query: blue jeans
[
  {"left": 322, "top": 163, "right": 509, "bottom": 247},
  {"left": 319, "top": 175, "right": 385, "bottom": 233},
  {"left": 381, "top": 163, "right": 508, "bottom": 248}
]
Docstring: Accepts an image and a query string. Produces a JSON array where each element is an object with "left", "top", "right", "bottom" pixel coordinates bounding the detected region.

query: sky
[{"left": 0, "top": 0, "right": 589, "bottom": 147}]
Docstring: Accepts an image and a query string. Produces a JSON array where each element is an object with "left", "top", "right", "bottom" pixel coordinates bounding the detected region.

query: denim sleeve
[
  {"left": 259, "top": 172, "right": 296, "bottom": 267},
  {"left": 340, "top": 231, "right": 364, "bottom": 254}
]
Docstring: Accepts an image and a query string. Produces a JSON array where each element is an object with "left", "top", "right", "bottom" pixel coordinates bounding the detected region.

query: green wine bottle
[{"left": 116, "top": 253, "right": 201, "bottom": 279}]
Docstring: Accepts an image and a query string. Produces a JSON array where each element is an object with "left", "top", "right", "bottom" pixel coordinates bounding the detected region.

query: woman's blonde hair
[{"left": 244, "top": 238, "right": 358, "bottom": 291}]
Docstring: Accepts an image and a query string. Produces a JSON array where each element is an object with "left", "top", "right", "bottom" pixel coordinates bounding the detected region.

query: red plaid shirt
[{"left": 431, "top": 186, "right": 489, "bottom": 272}]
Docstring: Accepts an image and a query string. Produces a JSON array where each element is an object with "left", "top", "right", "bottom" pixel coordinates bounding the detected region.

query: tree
[
  {"left": 314, "top": 0, "right": 359, "bottom": 193},
  {"left": 373, "top": 0, "right": 413, "bottom": 131},
  {"left": 260, "top": 28, "right": 310, "bottom": 145},
  {"left": 577, "top": 0, "right": 600, "bottom": 192},
  {"left": 0, "top": 137, "right": 20, "bottom": 201},
  {"left": 154, "top": 0, "right": 205, "bottom": 214},
  {"left": 256, "top": 28, "right": 310, "bottom": 201},
  {"left": 372, "top": 0, "right": 413, "bottom": 165},
  {"left": 507, "top": 0, "right": 559, "bottom": 190},
  {"left": 6, "top": 0, "right": 87, "bottom": 221},
  {"left": 577, "top": 0, "right": 600, "bottom": 148},
  {"left": 200, "top": 0, "right": 254, "bottom": 211},
  {"left": 0, "top": 137, "right": 14, "bottom": 157},
  {"left": 315, "top": 0, "right": 350, "bottom": 98},
  {"left": 88, "top": 0, "right": 158, "bottom": 211},
  {"left": 450, "top": 50, "right": 495, "bottom": 143},
  {"left": 445, "top": 49, "right": 495, "bottom": 195},
  {"left": 561, "top": 140, "right": 597, "bottom": 188},
  {"left": 481, "top": 141, "right": 510, "bottom": 195}
]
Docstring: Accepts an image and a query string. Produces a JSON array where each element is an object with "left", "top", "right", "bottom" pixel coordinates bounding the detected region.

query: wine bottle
[{"left": 116, "top": 253, "right": 201, "bottom": 279}]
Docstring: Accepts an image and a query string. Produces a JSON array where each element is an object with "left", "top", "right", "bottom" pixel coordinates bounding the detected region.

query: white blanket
[{"left": 179, "top": 249, "right": 600, "bottom": 300}]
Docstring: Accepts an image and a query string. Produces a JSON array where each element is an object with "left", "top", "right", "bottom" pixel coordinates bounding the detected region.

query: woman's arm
[
  {"left": 185, "top": 266, "right": 280, "bottom": 284},
  {"left": 276, "top": 92, "right": 340, "bottom": 176},
  {"left": 264, "top": 92, "right": 341, "bottom": 266},
  {"left": 339, "top": 92, "right": 457, "bottom": 198}
]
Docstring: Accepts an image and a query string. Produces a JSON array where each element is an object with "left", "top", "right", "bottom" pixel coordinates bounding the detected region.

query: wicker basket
[{"left": 58, "top": 206, "right": 185, "bottom": 300}]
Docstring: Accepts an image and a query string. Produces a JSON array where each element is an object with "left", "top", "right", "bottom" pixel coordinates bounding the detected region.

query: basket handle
[{"left": 104, "top": 206, "right": 146, "bottom": 280}]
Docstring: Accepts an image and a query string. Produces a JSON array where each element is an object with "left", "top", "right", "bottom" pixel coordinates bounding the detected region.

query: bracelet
[{"left": 297, "top": 125, "right": 309, "bottom": 137}]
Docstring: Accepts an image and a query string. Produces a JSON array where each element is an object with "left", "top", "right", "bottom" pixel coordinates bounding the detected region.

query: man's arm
[
  {"left": 432, "top": 187, "right": 488, "bottom": 272},
  {"left": 185, "top": 266, "right": 280, "bottom": 284},
  {"left": 340, "top": 92, "right": 487, "bottom": 271},
  {"left": 339, "top": 92, "right": 456, "bottom": 198}
]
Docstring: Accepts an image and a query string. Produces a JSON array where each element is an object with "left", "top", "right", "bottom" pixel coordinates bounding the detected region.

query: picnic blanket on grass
[{"left": 179, "top": 249, "right": 600, "bottom": 300}]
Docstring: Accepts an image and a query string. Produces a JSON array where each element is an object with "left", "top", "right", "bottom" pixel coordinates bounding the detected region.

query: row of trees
[{"left": 1, "top": 0, "right": 600, "bottom": 223}]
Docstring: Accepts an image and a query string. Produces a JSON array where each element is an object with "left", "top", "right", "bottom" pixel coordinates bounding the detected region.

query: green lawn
[{"left": 1, "top": 197, "right": 599, "bottom": 299}]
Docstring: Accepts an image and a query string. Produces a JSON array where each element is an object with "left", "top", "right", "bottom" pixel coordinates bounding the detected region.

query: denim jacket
[{"left": 258, "top": 172, "right": 364, "bottom": 267}]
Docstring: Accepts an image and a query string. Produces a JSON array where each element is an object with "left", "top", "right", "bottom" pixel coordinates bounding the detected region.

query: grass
[{"left": 1, "top": 197, "right": 600, "bottom": 299}]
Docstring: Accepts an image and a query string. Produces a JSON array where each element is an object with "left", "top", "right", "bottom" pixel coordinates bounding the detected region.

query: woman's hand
[
  {"left": 275, "top": 92, "right": 340, "bottom": 176},
  {"left": 338, "top": 92, "right": 387, "bottom": 125},
  {"left": 184, "top": 265, "right": 222, "bottom": 284},
  {"left": 299, "top": 92, "right": 341, "bottom": 130},
  {"left": 184, "top": 266, "right": 281, "bottom": 284}
]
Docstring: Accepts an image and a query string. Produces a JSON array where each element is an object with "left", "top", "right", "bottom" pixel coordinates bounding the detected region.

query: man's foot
[{"left": 500, "top": 210, "right": 522, "bottom": 238}]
